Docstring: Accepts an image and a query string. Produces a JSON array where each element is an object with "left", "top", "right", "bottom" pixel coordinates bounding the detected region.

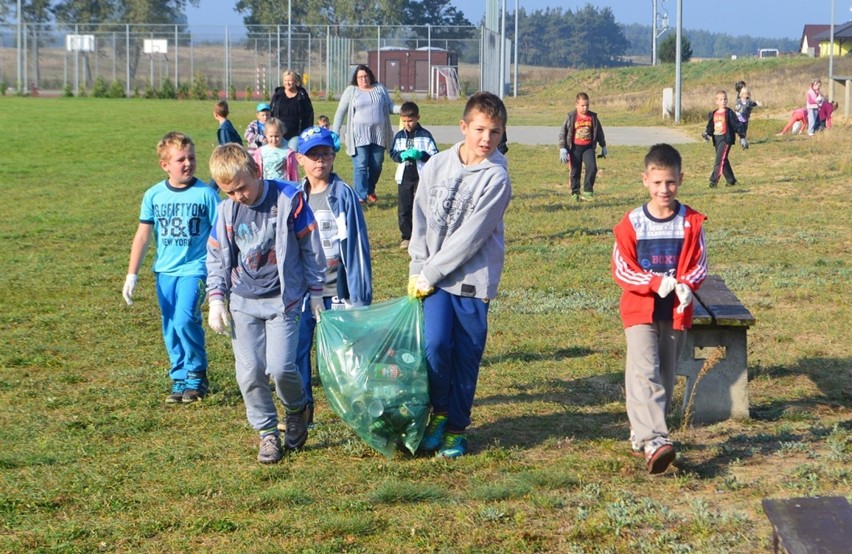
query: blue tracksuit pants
[
  {"left": 422, "top": 289, "right": 490, "bottom": 434},
  {"left": 155, "top": 273, "right": 207, "bottom": 383}
]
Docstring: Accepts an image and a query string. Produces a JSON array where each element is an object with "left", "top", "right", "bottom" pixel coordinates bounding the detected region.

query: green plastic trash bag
[{"left": 316, "top": 296, "right": 430, "bottom": 458}]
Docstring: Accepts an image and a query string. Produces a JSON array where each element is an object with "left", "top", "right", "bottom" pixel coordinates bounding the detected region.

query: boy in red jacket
[{"left": 611, "top": 143, "right": 708, "bottom": 474}]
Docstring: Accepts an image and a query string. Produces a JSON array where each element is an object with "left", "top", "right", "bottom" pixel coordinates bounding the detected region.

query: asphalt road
[{"left": 427, "top": 125, "right": 696, "bottom": 147}]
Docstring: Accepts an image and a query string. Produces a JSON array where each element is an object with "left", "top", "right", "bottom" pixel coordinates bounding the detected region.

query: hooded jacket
[{"left": 408, "top": 142, "right": 511, "bottom": 300}]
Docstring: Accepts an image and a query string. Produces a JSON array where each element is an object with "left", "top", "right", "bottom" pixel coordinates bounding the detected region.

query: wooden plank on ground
[{"left": 694, "top": 275, "right": 755, "bottom": 327}]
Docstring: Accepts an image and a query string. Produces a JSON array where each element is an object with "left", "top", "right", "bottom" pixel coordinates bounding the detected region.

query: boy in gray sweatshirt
[{"left": 407, "top": 91, "right": 512, "bottom": 458}]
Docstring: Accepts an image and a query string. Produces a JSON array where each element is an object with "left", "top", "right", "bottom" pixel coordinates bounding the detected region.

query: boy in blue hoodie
[
  {"left": 206, "top": 144, "right": 325, "bottom": 464},
  {"left": 407, "top": 91, "right": 512, "bottom": 458}
]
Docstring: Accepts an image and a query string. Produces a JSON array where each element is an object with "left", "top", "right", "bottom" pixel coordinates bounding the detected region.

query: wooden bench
[
  {"left": 677, "top": 275, "right": 755, "bottom": 423},
  {"left": 762, "top": 496, "right": 852, "bottom": 553}
]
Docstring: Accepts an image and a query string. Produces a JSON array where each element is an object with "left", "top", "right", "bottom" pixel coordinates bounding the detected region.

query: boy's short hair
[
  {"left": 400, "top": 101, "right": 420, "bottom": 118},
  {"left": 463, "top": 91, "right": 507, "bottom": 127},
  {"left": 644, "top": 144, "right": 682, "bottom": 174},
  {"left": 576, "top": 92, "right": 589, "bottom": 102},
  {"left": 716, "top": 90, "right": 727, "bottom": 99},
  {"left": 265, "top": 117, "right": 284, "bottom": 134},
  {"left": 157, "top": 132, "right": 194, "bottom": 161},
  {"left": 317, "top": 114, "right": 330, "bottom": 124},
  {"left": 209, "top": 144, "right": 258, "bottom": 184},
  {"left": 214, "top": 100, "right": 230, "bottom": 118},
  {"left": 734, "top": 80, "right": 746, "bottom": 94}
]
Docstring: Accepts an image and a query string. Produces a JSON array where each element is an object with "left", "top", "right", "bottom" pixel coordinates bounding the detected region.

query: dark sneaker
[
  {"left": 645, "top": 442, "right": 676, "bottom": 475},
  {"left": 182, "top": 372, "right": 208, "bottom": 403},
  {"left": 283, "top": 407, "right": 309, "bottom": 450},
  {"left": 419, "top": 413, "right": 448, "bottom": 452},
  {"left": 257, "top": 433, "right": 283, "bottom": 464},
  {"left": 166, "top": 380, "right": 185, "bottom": 404},
  {"left": 708, "top": 182, "right": 718, "bottom": 189},
  {"left": 437, "top": 433, "right": 468, "bottom": 458},
  {"left": 278, "top": 403, "right": 315, "bottom": 432},
  {"left": 580, "top": 191, "right": 595, "bottom": 201}
]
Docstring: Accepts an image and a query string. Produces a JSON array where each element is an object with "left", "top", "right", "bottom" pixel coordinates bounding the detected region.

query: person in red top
[
  {"left": 776, "top": 108, "right": 808, "bottom": 136},
  {"left": 612, "top": 143, "right": 708, "bottom": 474},
  {"left": 702, "top": 90, "right": 747, "bottom": 188},
  {"left": 558, "top": 92, "right": 607, "bottom": 202}
]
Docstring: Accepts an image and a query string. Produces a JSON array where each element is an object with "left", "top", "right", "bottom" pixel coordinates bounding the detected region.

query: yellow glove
[{"left": 407, "top": 274, "right": 434, "bottom": 299}]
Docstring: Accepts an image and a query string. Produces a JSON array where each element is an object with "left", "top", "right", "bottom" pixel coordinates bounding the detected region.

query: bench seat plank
[
  {"left": 762, "top": 496, "right": 852, "bottom": 554},
  {"left": 694, "top": 275, "right": 755, "bottom": 327}
]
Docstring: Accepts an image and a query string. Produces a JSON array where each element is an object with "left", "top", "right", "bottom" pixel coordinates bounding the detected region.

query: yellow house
[{"left": 813, "top": 21, "right": 852, "bottom": 57}]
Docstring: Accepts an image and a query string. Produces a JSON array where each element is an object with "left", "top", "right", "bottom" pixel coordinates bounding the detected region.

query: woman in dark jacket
[{"left": 270, "top": 70, "right": 314, "bottom": 149}]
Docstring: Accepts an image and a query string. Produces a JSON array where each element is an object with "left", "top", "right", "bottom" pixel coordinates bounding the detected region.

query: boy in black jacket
[
  {"left": 558, "top": 92, "right": 607, "bottom": 202},
  {"left": 703, "top": 90, "right": 748, "bottom": 188}
]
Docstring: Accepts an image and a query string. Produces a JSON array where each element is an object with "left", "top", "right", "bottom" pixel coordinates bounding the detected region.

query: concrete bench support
[
  {"left": 677, "top": 275, "right": 755, "bottom": 423},
  {"left": 762, "top": 496, "right": 852, "bottom": 553}
]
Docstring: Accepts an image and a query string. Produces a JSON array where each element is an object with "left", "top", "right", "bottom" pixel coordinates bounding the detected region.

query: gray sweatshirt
[{"left": 408, "top": 142, "right": 511, "bottom": 299}]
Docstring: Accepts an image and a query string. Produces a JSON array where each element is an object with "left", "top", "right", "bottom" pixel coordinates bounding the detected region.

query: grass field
[{"left": 1, "top": 57, "right": 850, "bottom": 552}]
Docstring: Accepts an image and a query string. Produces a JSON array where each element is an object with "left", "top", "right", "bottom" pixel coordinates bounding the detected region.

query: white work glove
[
  {"left": 599, "top": 146, "right": 608, "bottom": 158},
  {"left": 208, "top": 299, "right": 231, "bottom": 335},
  {"left": 310, "top": 295, "right": 325, "bottom": 320},
  {"left": 656, "top": 276, "right": 677, "bottom": 298},
  {"left": 122, "top": 274, "right": 138, "bottom": 305},
  {"left": 675, "top": 283, "right": 694, "bottom": 314},
  {"left": 740, "top": 138, "right": 749, "bottom": 150},
  {"left": 559, "top": 147, "right": 569, "bottom": 163}
]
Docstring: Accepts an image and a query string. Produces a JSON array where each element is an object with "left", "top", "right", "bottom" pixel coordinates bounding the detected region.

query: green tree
[{"left": 658, "top": 32, "right": 693, "bottom": 63}]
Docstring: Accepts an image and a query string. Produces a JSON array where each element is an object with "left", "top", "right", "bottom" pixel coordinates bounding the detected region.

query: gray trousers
[
  {"left": 624, "top": 322, "right": 686, "bottom": 449},
  {"left": 229, "top": 294, "right": 306, "bottom": 434}
]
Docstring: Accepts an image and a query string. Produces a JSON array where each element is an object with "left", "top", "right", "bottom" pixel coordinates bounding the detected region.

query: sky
[{"left": 186, "top": 0, "right": 852, "bottom": 40}]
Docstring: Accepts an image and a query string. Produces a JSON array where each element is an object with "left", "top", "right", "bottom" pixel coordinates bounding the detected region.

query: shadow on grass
[
  {"left": 677, "top": 356, "right": 850, "bottom": 478},
  {"left": 483, "top": 346, "right": 594, "bottom": 364}
]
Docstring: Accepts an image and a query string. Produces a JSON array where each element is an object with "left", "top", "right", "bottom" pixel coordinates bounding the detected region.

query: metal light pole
[
  {"left": 513, "top": 0, "right": 518, "bottom": 97},
  {"left": 828, "top": 0, "right": 835, "bottom": 100},
  {"left": 16, "top": 0, "right": 22, "bottom": 92},
  {"left": 674, "top": 0, "right": 682, "bottom": 122},
  {"left": 287, "top": 0, "right": 292, "bottom": 69}
]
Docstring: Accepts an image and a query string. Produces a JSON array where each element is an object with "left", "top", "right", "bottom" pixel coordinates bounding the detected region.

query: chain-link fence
[{"left": 0, "top": 22, "right": 499, "bottom": 99}]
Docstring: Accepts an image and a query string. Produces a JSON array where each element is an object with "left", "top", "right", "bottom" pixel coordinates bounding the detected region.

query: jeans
[
  {"left": 352, "top": 144, "right": 386, "bottom": 200},
  {"left": 295, "top": 295, "right": 334, "bottom": 406}
]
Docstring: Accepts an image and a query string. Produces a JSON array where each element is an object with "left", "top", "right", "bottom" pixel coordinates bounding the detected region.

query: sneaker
[
  {"left": 645, "top": 440, "right": 676, "bottom": 475},
  {"left": 399, "top": 239, "right": 410, "bottom": 249},
  {"left": 725, "top": 180, "right": 738, "bottom": 187},
  {"left": 629, "top": 430, "right": 643, "bottom": 457},
  {"left": 708, "top": 182, "right": 718, "bottom": 189},
  {"left": 182, "top": 372, "right": 208, "bottom": 403},
  {"left": 166, "top": 380, "right": 185, "bottom": 404},
  {"left": 367, "top": 194, "right": 378, "bottom": 203},
  {"left": 257, "top": 433, "right": 283, "bottom": 464},
  {"left": 580, "top": 191, "right": 595, "bottom": 201},
  {"left": 437, "top": 432, "right": 468, "bottom": 458},
  {"left": 571, "top": 193, "right": 581, "bottom": 203},
  {"left": 419, "top": 413, "right": 448, "bottom": 451},
  {"left": 283, "top": 407, "right": 309, "bottom": 450}
]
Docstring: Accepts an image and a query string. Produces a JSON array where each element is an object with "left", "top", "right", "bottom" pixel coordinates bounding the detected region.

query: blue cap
[
  {"left": 255, "top": 102, "right": 270, "bottom": 112},
  {"left": 297, "top": 126, "right": 336, "bottom": 155}
]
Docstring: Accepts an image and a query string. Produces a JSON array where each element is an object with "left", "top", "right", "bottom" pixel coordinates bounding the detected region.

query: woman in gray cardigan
[{"left": 332, "top": 64, "right": 399, "bottom": 203}]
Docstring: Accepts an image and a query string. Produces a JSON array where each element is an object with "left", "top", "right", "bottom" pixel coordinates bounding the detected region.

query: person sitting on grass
[{"left": 611, "top": 143, "right": 708, "bottom": 475}]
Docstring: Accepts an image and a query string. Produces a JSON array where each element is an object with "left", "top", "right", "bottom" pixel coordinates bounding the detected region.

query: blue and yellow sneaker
[
  {"left": 437, "top": 432, "right": 468, "bottom": 458},
  {"left": 419, "top": 413, "right": 448, "bottom": 452}
]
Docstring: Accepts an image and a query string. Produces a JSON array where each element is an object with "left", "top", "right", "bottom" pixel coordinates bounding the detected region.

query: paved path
[{"left": 428, "top": 125, "right": 695, "bottom": 147}]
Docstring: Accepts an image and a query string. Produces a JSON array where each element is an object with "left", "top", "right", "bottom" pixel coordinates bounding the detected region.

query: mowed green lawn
[{"left": 0, "top": 94, "right": 849, "bottom": 553}]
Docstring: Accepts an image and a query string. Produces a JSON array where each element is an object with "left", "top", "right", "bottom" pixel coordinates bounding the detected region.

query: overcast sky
[{"left": 186, "top": 0, "right": 852, "bottom": 40}]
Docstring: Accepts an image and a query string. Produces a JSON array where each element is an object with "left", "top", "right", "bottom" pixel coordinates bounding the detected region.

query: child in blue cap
[{"left": 244, "top": 102, "right": 271, "bottom": 155}]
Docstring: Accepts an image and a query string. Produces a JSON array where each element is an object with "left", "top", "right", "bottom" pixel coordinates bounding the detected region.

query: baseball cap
[
  {"left": 297, "top": 126, "right": 336, "bottom": 155},
  {"left": 255, "top": 102, "right": 270, "bottom": 112}
]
